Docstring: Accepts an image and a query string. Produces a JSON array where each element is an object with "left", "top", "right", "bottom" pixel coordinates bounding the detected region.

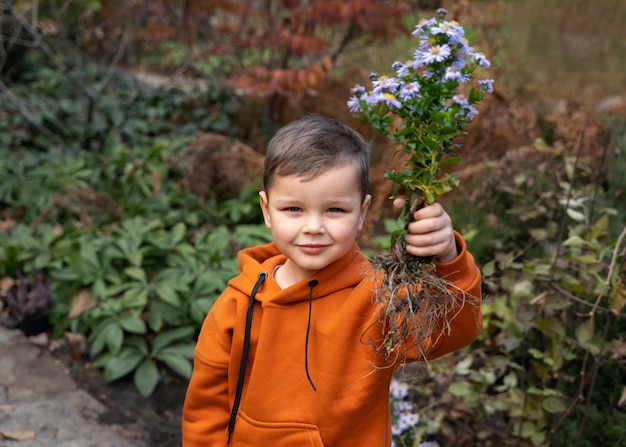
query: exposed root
[{"left": 363, "top": 247, "right": 461, "bottom": 366}]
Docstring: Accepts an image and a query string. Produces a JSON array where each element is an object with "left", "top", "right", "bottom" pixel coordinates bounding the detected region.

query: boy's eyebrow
[{"left": 272, "top": 196, "right": 356, "bottom": 204}]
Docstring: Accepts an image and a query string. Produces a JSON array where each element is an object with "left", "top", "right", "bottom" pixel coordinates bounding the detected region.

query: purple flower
[
  {"left": 478, "top": 79, "right": 495, "bottom": 93},
  {"left": 365, "top": 92, "right": 402, "bottom": 109},
  {"left": 392, "top": 60, "right": 413, "bottom": 77},
  {"left": 399, "top": 82, "right": 421, "bottom": 101},
  {"left": 417, "top": 44, "right": 452, "bottom": 64},
  {"left": 431, "top": 20, "right": 465, "bottom": 45},
  {"left": 372, "top": 76, "right": 401, "bottom": 94},
  {"left": 390, "top": 378, "right": 408, "bottom": 399},
  {"left": 472, "top": 51, "right": 491, "bottom": 68},
  {"left": 347, "top": 96, "right": 363, "bottom": 113},
  {"left": 444, "top": 66, "right": 469, "bottom": 83}
]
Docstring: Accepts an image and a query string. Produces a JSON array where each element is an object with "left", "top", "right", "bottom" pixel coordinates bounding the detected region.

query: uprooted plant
[{"left": 348, "top": 9, "right": 493, "bottom": 361}]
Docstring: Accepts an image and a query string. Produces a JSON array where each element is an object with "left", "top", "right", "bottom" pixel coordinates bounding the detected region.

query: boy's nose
[{"left": 303, "top": 214, "right": 325, "bottom": 234}]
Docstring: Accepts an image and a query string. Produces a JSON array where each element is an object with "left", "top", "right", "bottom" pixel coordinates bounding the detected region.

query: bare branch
[{"left": 0, "top": 77, "right": 63, "bottom": 145}]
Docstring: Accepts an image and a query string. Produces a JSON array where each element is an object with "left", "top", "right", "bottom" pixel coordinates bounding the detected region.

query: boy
[{"left": 182, "top": 114, "right": 482, "bottom": 446}]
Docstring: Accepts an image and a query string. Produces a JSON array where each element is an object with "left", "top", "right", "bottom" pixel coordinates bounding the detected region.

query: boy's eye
[
  {"left": 328, "top": 207, "right": 345, "bottom": 213},
  {"left": 284, "top": 206, "right": 301, "bottom": 212}
]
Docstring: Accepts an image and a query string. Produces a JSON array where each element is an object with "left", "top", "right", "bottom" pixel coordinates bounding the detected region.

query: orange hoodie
[{"left": 182, "top": 233, "right": 482, "bottom": 446}]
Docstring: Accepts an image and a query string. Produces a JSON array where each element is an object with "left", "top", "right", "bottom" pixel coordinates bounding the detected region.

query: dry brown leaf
[
  {"left": 608, "top": 279, "right": 626, "bottom": 315},
  {"left": 117, "top": 427, "right": 144, "bottom": 439},
  {"left": 28, "top": 332, "right": 49, "bottom": 346},
  {"left": 0, "top": 277, "right": 15, "bottom": 296},
  {"left": 610, "top": 338, "right": 626, "bottom": 360},
  {"left": 68, "top": 289, "right": 96, "bottom": 318},
  {"left": 0, "top": 430, "right": 36, "bottom": 440}
]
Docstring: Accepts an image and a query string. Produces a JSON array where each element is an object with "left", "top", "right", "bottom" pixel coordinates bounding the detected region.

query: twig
[
  {"left": 549, "top": 282, "right": 626, "bottom": 319},
  {"left": 0, "top": 78, "right": 63, "bottom": 144},
  {"left": 578, "top": 313, "right": 613, "bottom": 442},
  {"left": 587, "top": 224, "right": 626, "bottom": 317}
]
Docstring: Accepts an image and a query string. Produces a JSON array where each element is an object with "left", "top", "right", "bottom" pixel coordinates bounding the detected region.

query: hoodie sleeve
[
  {"left": 182, "top": 294, "right": 235, "bottom": 447},
  {"left": 418, "top": 231, "right": 483, "bottom": 360}
]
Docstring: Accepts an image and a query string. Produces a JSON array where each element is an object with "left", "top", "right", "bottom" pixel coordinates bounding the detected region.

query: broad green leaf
[
  {"left": 454, "top": 355, "right": 473, "bottom": 375},
  {"left": 134, "top": 359, "right": 160, "bottom": 397},
  {"left": 482, "top": 260, "right": 495, "bottom": 277},
  {"left": 156, "top": 352, "right": 193, "bottom": 378},
  {"left": 119, "top": 315, "right": 147, "bottom": 334},
  {"left": 103, "top": 348, "right": 144, "bottom": 382},
  {"left": 124, "top": 266, "right": 146, "bottom": 282},
  {"left": 542, "top": 396, "right": 566, "bottom": 413},
  {"left": 576, "top": 254, "right": 597, "bottom": 264},
  {"left": 104, "top": 322, "right": 124, "bottom": 355},
  {"left": 152, "top": 326, "right": 197, "bottom": 352},
  {"left": 153, "top": 282, "right": 180, "bottom": 306},
  {"left": 170, "top": 222, "right": 186, "bottom": 245},
  {"left": 575, "top": 317, "right": 594, "bottom": 347},
  {"left": 158, "top": 344, "right": 196, "bottom": 359},
  {"left": 588, "top": 214, "right": 609, "bottom": 240},
  {"left": 121, "top": 287, "right": 149, "bottom": 308},
  {"left": 448, "top": 381, "right": 473, "bottom": 397}
]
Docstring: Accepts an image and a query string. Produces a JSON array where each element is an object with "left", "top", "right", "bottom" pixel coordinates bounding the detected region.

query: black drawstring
[
  {"left": 227, "top": 272, "right": 268, "bottom": 444},
  {"left": 305, "top": 279, "right": 318, "bottom": 391}
]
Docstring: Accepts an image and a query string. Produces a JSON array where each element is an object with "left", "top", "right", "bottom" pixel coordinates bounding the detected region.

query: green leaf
[
  {"left": 454, "top": 355, "right": 473, "bottom": 375},
  {"left": 481, "top": 260, "right": 495, "bottom": 277},
  {"left": 575, "top": 317, "right": 594, "bottom": 347},
  {"left": 104, "top": 322, "right": 124, "bottom": 354},
  {"left": 152, "top": 326, "right": 197, "bottom": 352},
  {"left": 103, "top": 348, "right": 144, "bottom": 382},
  {"left": 158, "top": 344, "right": 196, "bottom": 359},
  {"left": 448, "top": 381, "right": 474, "bottom": 397},
  {"left": 153, "top": 282, "right": 180, "bottom": 306},
  {"left": 588, "top": 214, "right": 609, "bottom": 240},
  {"left": 576, "top": 254, "right": 597, "bottom": 264},
  {"left": 542, "top": 396, "right": 566, "bottom": 413},
  {"left": 134, "top": 359, "right": 160, "bottom": 397},
  {"left": 119, "top": 315, "right": 147, "bottom": 334},
  {"left": 156, "top": 351, "right": 193, "bottom": 379},
  {"left": 121, "top": 287, "right": 149, "bottom": 308},
  {"left": 124, "top": 266, "right": 146, "bottom": 282},
  {"left": 170, "top": 222, "right": 186, "bottom": 245}
]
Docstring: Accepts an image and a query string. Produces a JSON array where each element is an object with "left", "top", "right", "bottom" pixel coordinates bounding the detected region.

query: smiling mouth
[{"left": 298, "top": 244, "right": 328, "bottom": 254}]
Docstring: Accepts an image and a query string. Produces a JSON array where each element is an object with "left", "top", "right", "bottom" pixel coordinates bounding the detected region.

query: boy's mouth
[{"left": 298, "top": 244, "right": 328, "bottom": 254}]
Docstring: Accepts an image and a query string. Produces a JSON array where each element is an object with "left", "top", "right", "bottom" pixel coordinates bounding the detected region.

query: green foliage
[
  {"left": 350, "top": 10, "right": 493, "bottom": 215},
  {"left": 0, "top": 68, "right": 270, "bottom": 396},
  {"left": 1, "top": 54, "right": 237, "bottom": 152},
  {"left": 419, "top": 138, "right": 626, "bottom": 446}
]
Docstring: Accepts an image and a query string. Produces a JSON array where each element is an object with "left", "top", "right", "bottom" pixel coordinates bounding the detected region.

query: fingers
[{"left": 405, "top": 203, "right": 458, "bottom": 262}]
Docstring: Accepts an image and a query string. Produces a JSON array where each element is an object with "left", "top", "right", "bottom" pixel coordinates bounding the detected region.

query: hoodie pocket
[{"left": 232, "top": 411, "right": 326, "bottom": 446}]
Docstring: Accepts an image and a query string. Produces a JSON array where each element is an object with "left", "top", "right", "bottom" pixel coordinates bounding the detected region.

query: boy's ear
[
  {"left": 357, "top": 194, "right": 372, "bottom": 231},
  {"left": 259, "top": 191, "right": 272, "bottom": 229}
]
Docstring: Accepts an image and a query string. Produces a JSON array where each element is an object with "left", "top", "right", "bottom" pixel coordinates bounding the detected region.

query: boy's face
[{"left": 259, "top": 164, "right": 371, "bottom": 287}]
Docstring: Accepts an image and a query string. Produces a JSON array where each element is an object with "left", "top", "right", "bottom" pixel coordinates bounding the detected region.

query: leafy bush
[
  {"left": 413, "top": 133, "right": 626, "bottom": 446},
  {"left": 0, "top": 65, "right": 271, "bottom": 396},
  {"left": 1, "top": 50, "right": 237, "bottom": 153}
]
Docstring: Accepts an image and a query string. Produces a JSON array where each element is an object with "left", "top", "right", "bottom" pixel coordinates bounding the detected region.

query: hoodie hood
[{"left": 228, "top": 242, "right": 370, "bottom": 305}]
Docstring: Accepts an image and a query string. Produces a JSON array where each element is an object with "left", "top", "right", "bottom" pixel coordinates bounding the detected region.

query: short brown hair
[{"left": 263, "top": 115, "right": 371, "bottom": 198}]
